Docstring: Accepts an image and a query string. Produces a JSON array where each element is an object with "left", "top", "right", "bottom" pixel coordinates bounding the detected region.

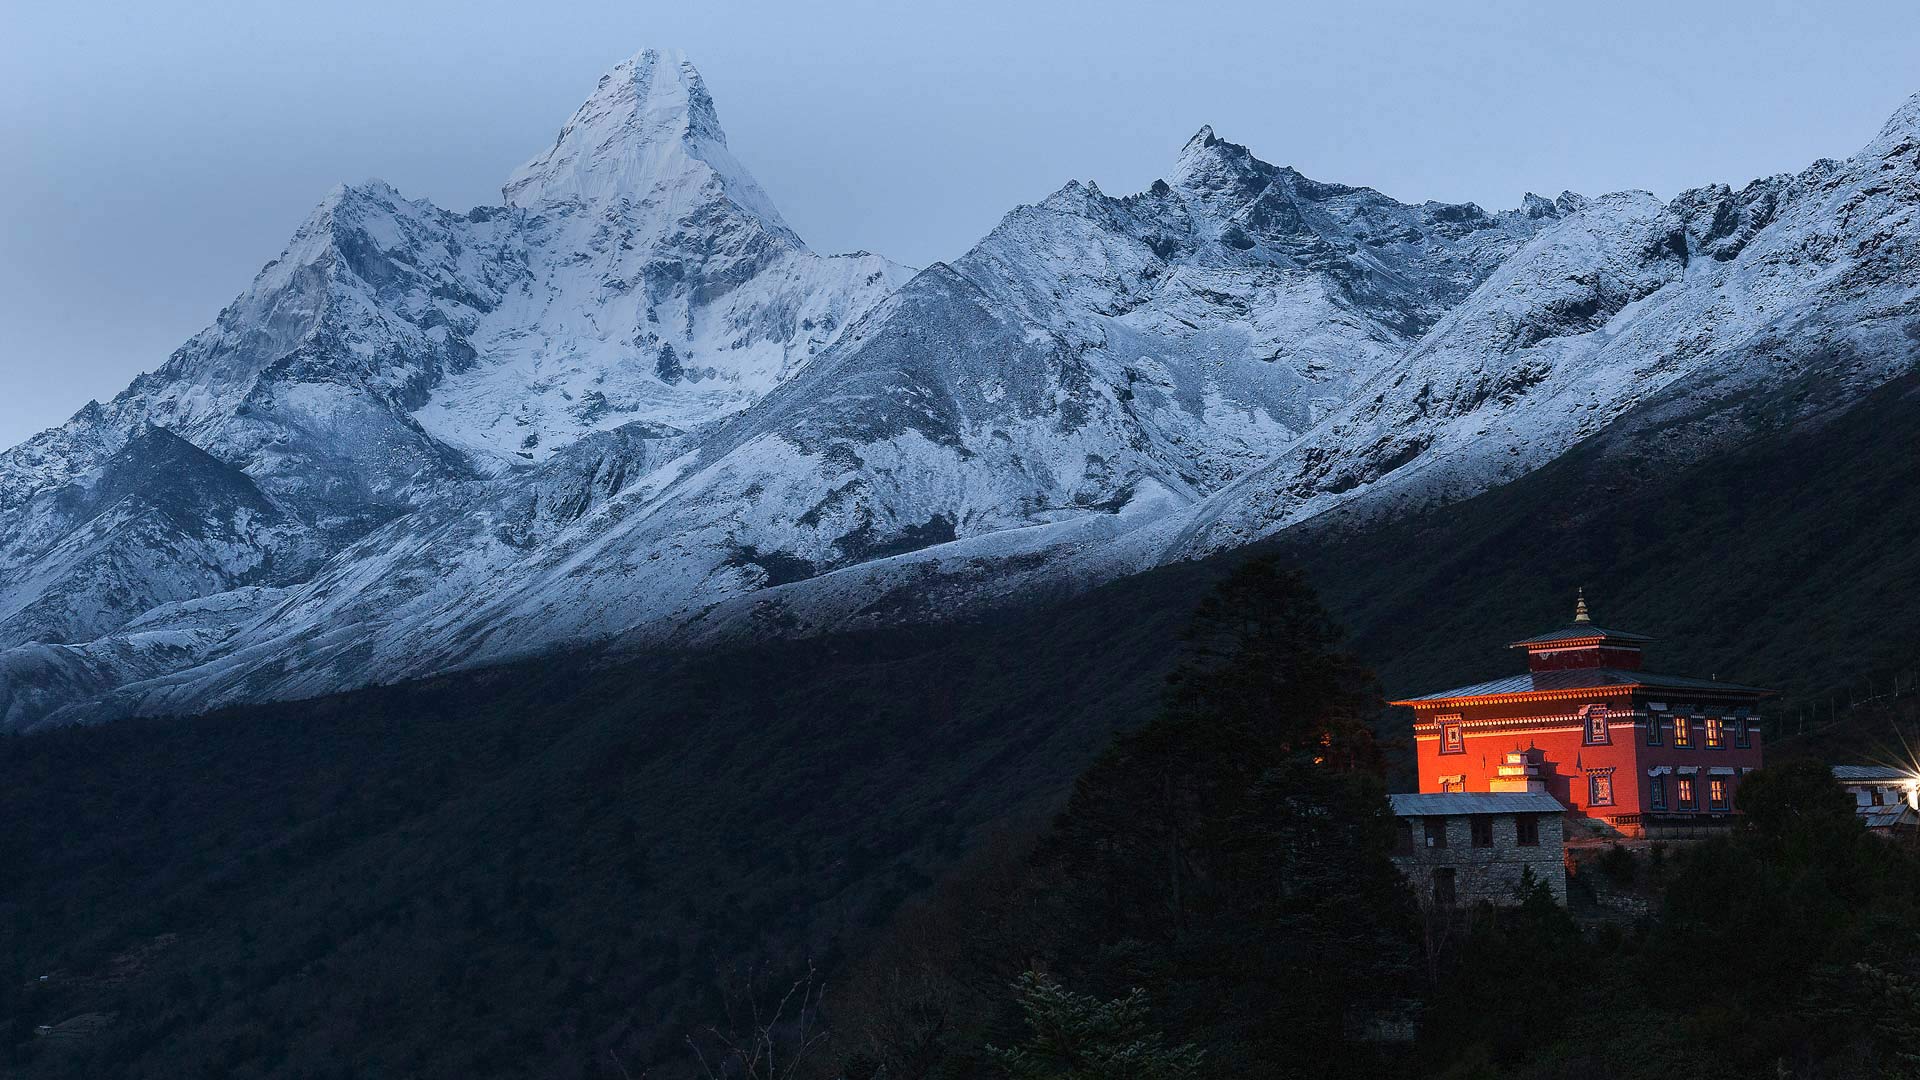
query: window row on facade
[
  {"left": 1646, "top": 771, "right": 1736, "bottom": 812},
  {"left": 1581, "top": 770, "right": 1742, "bottom": 810},
  {"left": 1642, "top": 707, "right": 1755, "bottom": 749},
  {"left": 1435, "top": 707, "right": 1757, "bottom": 755},
  {"left": 1393, "top": 813, "right": 1544, "bottom": 852}
]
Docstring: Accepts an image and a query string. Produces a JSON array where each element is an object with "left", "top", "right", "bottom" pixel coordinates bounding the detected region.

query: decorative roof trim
[
  {"left": 1512, "top": 630, "right": 1651, "bottom": 645},
  {"left": 1394, "top": 678, "right": 1775, "bottom": 708},
  {"left": 1508, "top": 624, "right": 1656, "bottom": 649},
  {"left": 1395, "top": 685, "right": 1640, "bottom": 708},
  {"left": 1412, "top": 709, "right": 1603, "bottom": 729},
  {"left": 1414, "top": 724, "right": 1588, "bottom": 740}
]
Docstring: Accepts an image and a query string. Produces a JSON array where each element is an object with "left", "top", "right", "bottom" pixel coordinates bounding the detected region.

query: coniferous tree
[
  {"left": 986, "top": 972, "right": 1203, "bottom": 1080},
  {"left": 1035, "top": 557, "right": 1414, "bottom": 1074}
]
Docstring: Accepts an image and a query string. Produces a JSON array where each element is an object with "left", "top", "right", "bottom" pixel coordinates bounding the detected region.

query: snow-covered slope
[
  {"left": 6, "top": 118, "right": 1566, "bottom": 716},
  {"left": 0, "top": 48, "right": 906, "bottom": 661},
  {"left": 0, "top": 428, "right": 319, "bottom": 650},
  {"left": 1171, "top": 93, "right": 1920, "bottom": 553},
  {"left": 3, "top": 63, "right": 1917, "bottom": 731},
  {"left": 0, "top": 179, "right": 510, "bottom": 537}
]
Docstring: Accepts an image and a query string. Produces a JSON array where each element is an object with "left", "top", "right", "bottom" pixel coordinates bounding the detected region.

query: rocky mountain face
[
  {"left": 1172, "top": 98, "right": 1920, "bottom": 553},
  {"left": 2, "top": 52, "right": 1916, "bottom": 730},
  {"left": 429, "top": 49, "right": 909, "bottom": 466},
  {"left": 0, "top": 427, "right": 318, "bottom": 650},
  {"left": 0, "top": 49, "right": 906, "bottom": 721},
  {"left": 0, "top": 180, "right": 503, "bottom": 542}
]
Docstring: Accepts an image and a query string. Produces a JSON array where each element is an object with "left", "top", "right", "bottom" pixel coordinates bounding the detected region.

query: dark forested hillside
[
  {"left": 0, "top": 567, "right": 1224, "bottom": 1079},
  {"left": 1293, "top": 369, "right": 1920, "bottom": 706},
  {"left": 3, "top": 374, "right": 1919, "bottom": 1077}
]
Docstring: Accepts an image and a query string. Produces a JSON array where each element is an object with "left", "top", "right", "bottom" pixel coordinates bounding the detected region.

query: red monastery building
[{"left": 1392, "top": 593, "right": 1773, "bottom": 836}]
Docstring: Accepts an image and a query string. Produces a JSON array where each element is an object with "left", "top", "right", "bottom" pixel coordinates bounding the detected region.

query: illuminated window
[
  {"left": 1589, "top": 771, "right": 1615, "bottom": 807},
  {"left": 1705, "top": 716, "right": 1725, "bottom": 748},
  {"left": 1471, "top": 816, "right": 1493, "bottom": 847},
  {"left": 1676, "top": 776, "right": 1695, "bottom": 808},
  {"left": 1584, "top": 705, "right": 1611, "bottom": 745},
  {"left": 1709, "top": 777, "right": 1728, "bottom": 809},
  {"left": 1441, "top": 722, "right": 1464, "bottom": 755},
  {"left": 1515, "top": 814, "right": 1540, "bottom": 846},
  {"left": 1650, "top": 775, "right": 1668, "bottom": 810},
  {"left": 1673, "top": 716, "right": 1691, "bottom": 748}
]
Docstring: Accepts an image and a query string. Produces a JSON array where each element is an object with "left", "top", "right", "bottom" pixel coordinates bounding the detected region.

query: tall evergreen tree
[{"left": 1037, "top": 558, "right": 1414, "bottom": 1074}]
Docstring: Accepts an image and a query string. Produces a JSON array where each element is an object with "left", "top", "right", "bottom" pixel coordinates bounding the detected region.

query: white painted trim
[{"left": 1416, "top": 724, "right": 1589, "bottom": 740}]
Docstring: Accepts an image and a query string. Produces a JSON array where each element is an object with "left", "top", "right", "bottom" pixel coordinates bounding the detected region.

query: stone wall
[{"left": 1391, "top": 812, "right": 1567, "bottom": 906}]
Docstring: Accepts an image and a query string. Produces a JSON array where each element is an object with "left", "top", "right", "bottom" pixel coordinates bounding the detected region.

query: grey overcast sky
[{"left": 3, "top": 0, "right": 1917, "bottom": 450}]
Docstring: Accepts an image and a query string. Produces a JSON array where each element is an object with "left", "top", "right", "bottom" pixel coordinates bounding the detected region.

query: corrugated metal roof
[
  {"left": 1392, "top": 667, "right": 1773, "bottom": 703},
  {"left": 1388, "top": 792, "right": 1565, "bottom": 816},
  {"left": 1860, "top": 804, "right": 1919, "bottom": 828},
  {"left": 1833, "top": 765, "right": 1913, "bottom": 781},
  {"left": 1510, "top": 623, "right": 1654, "bottom": 648}
]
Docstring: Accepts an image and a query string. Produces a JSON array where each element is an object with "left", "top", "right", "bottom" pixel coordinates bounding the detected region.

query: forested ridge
[{"left": 5, "top": 376, "right": 1920, "bottom": 1077}]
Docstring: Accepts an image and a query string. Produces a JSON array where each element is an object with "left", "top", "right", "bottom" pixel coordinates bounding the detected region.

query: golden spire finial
[{"left": 1574, "top": 587, "right": 1591, "bottom": 624}]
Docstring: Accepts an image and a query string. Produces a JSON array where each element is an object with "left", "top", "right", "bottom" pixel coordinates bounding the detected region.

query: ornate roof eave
[
  {"left": 1509, "top": 634, "right": 1647, "bottom": 651},
  {"left": 1391, "top": 685, "right": 1641, "bottom": 709},
  {"left": 1391, "top": 682, "right": 1778, "bottom": 710}
]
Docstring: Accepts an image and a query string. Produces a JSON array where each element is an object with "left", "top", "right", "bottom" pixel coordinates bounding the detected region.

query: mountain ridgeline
[{"left": 1, "top": 51, "right": 1917, "bottom": 736}]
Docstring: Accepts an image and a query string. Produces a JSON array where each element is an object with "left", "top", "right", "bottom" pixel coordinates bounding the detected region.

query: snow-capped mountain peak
[
  {"left": 1169, "top": 125, "right": 1277, "bottom": 205},
  {"left": 414, "top": 49, "right": 910, "bottom": 467},
  {"left": 1877, "top": 90, "right": 1920, "bottom": 139},
  {"left": 501, "top": 48, "right": 796, "bottom": 242},
  {"left": 5, "top": 63, "right": 1916, "bottom": 736},
  {"left": 0, "top": 44, "right": 908, "bottom": 665}
]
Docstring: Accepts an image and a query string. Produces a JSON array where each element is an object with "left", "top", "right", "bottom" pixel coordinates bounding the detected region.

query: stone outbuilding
[{"left": 1388, "top": 790, "right": 1567, "bottom": 906}]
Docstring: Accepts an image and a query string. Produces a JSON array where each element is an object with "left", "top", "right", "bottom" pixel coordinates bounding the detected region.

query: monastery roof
[
  {"left": 1508, "top": 591, "right": 1653, "bottom": 649},
  {"left": 1389, "top": 792, "right": 1566, "bottom": 817},
  {"left": 1509, "top": 623, "right": 1654, "bottom": 649},
  {"left": 1391, "top": 667, "right": 1773, "bottom": 705}
]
